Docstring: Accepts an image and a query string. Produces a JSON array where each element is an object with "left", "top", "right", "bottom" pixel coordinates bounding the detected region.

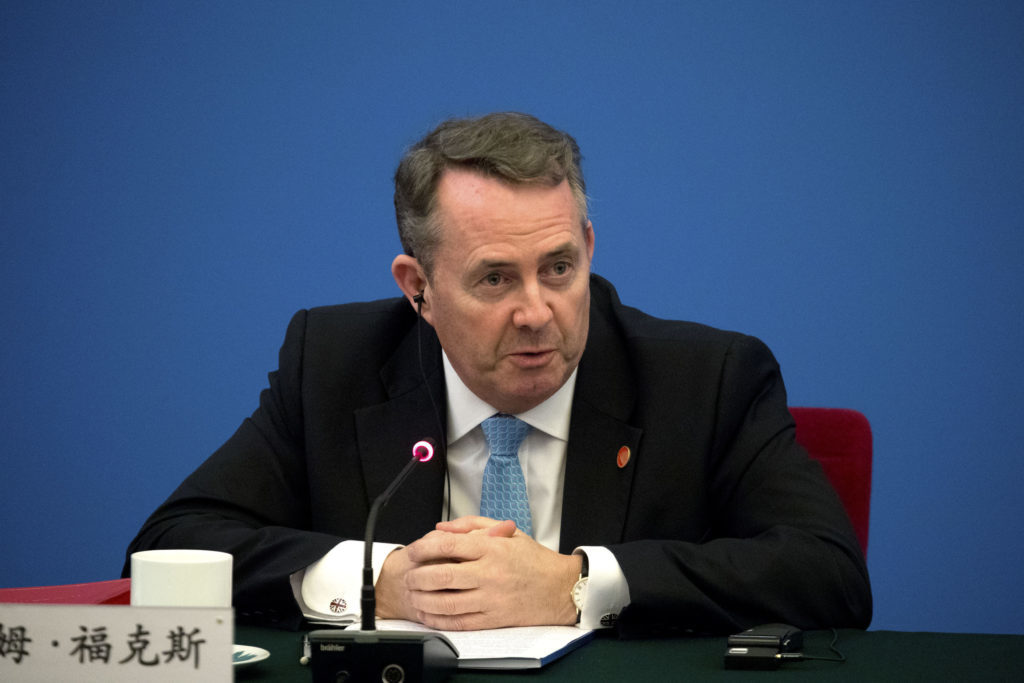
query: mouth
[{"left": 508, "top": 349, "right": 556, "bottom": 369}]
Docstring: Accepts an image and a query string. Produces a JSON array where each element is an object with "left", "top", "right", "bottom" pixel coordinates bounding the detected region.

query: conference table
[{"left": 234, "top": 624, "right": 1024, "bottom": 681}]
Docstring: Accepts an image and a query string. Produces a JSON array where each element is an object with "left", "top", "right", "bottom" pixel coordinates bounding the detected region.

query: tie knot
[{"left": 480, "top": 414, "right": 530, "bottom": 457}]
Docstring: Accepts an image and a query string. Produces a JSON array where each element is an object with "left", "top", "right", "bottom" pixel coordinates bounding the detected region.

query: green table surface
[{"left": 235, "top": 624, "right": 1024, "bottom": 682}]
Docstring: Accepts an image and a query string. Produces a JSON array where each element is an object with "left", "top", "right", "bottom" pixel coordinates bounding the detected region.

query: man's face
[{"left": 421, "top": 168, "right": 594, "bottom": 414}]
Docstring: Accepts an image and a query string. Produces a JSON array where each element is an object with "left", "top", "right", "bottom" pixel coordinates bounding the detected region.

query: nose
[{"left": 511, "top": 280, "right": 554, "bottom": 330}]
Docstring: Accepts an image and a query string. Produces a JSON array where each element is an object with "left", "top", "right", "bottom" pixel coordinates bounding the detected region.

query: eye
[
  {"left": 551, "top": 261, "right": 571, "bottom": 276},
  {"left": 482, "top": 272, "right": 505, "bottom": 287}
]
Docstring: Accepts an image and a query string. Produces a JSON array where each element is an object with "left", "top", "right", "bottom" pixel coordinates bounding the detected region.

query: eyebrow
[
  {"left": 542, "top": 242, "right": 581, "bottom": 261},
  {"left": 477, "top": 242, "right": 580, "bottom": 270}
]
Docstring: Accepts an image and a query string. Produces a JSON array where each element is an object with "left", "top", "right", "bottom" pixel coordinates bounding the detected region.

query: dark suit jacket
[{"left": 124, "top": 274, "right": 871, "bottom": 635}]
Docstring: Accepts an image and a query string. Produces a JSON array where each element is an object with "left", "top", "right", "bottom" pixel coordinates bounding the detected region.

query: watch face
[{"left": 572, "top": 576, "right": 589, "bottom": 609}]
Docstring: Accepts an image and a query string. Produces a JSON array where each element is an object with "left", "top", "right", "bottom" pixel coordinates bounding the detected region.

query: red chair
[
  {"left": 790, "top": 407, "right": 872, "bottom": 556},
  {"left": 0, "top": 577, "right": 131, "bottom": 605}
]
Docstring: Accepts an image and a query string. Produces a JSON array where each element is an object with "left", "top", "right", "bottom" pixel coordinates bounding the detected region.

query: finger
[
  {"left": 404, "top": 560, "right": 479, "bottom": 592},
  {"left": 435, "top": 515, "right": 502, "bottom": 533},
  {"left": 408, "top": 587, "right": 486, "bottom": 618},
  {"left": 405, "top": 530, "right": 487, "bottom": 564},
  {"left": 485, "top": 519, "right": 517, "bottom": 538},
  {"left": 417, "top": 610, "right": 497, "bottom": 632}
]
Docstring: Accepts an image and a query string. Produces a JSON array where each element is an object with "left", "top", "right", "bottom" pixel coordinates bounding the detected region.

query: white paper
[{"left": 348, "top": 619, "right": 594, "bottom": 669}]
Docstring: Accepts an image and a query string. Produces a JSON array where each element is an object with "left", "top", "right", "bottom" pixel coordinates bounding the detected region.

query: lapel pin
[{"left": 616, "top": 446, "right": 631, "bottom": 468}]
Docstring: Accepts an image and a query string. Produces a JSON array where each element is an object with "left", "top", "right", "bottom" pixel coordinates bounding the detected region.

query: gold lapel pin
[{"left": 616, "top": 446, "right": 631, "bottom": 469}]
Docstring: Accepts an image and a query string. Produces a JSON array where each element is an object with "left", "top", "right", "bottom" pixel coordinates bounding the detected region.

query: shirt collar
[{"left": 443, "top": 351, "right": 577, "bottom": 444}]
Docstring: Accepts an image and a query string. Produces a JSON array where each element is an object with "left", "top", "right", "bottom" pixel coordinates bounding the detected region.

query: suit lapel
[
  {"left": 560, "top": 400, "right": 642, "bottom": 552},
  {"left": 559, "top": 289, "right": 643, "bottom": 553},
  {"left": 354, "top": 319, "right": 448, "bottom": 545}
]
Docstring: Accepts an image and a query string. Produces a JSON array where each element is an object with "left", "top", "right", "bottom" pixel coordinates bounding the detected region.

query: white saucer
[{"left": 233, "top": 644, "right": 270, "bottom": 667}]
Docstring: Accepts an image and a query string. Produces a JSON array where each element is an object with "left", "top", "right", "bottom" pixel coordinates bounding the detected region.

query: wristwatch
[{"left": 571, "top": 554, "right": 589, "bottom": 624}]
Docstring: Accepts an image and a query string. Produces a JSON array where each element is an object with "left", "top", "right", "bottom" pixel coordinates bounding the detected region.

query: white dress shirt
[{"left": 292, "top": 352, "right": 630, "bottom": 629}]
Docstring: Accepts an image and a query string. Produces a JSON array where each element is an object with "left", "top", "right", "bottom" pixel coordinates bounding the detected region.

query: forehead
[{"left": 434, "top": 168, "right": 581, "bottom": 236}]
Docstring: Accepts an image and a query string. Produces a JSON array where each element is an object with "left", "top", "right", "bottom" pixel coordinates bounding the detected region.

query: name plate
[{"left": 0, "top": 603, "right": 232, "bottom": 682}]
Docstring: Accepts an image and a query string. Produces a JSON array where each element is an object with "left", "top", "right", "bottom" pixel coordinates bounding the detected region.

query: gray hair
[{"left": 393, "top": 112, "right": 588, "bottom": 276}]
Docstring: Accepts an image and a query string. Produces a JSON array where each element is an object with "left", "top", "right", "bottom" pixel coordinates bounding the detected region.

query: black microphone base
[{"left": 308, "top": 629, "right": 459, "bottom": 683}]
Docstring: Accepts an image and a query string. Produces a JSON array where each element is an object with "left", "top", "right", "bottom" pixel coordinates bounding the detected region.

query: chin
[{"left": 494, "top": 382, "right": 561, "bottom": 414}]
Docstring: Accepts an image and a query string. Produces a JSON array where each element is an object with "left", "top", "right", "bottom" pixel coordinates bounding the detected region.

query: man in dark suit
[{"left": 125, "top": 112, "right": 871, "bottom": 636}]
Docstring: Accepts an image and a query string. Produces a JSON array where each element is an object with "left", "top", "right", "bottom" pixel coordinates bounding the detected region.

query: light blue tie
[{"left": 479, "top": 414, "right": 533, "bottom": 537}]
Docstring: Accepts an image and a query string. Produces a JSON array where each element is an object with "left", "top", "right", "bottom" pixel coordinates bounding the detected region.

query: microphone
[
  {"left": 306, "top": 437, "right": 458, "bottom": 683},
  {"left": 361, "top": 438, "right": 436, "bottom": 631}
]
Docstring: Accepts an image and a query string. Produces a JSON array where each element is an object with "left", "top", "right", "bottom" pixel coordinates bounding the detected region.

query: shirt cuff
[
  {"left": 290, "top": 540, "right": 403, "bottom": 623},
  {"left": 574, "top": 546, "right": 630, "bottom": 630}
]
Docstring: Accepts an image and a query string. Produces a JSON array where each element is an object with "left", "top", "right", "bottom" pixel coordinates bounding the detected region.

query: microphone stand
[
  {"left": 361, "top": 452, "right": 419, "bottom": 631},
  {"left": 306, "top": 440, "right": 458, "bottom": 683}
]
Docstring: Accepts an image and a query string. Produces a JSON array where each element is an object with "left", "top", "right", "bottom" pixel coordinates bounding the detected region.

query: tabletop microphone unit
[{"left": 307, "top": 437, "right": 458, "bottom": 683}]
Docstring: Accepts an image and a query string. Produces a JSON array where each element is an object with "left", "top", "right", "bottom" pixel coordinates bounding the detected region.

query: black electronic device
[
  {"left": 727, "top": 623, "right": 803, "bottom": 652},
  {"left": 724, "top": 624, "right": 804, "bottom": 670},
  {"left": 724, "top": 645, "right": 785, "bottom": 670},
  {"left": 307, "top": 438, "right": 458, "bottom": 683}
]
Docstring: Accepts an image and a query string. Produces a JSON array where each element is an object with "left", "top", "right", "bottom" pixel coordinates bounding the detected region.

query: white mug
[{"left": 130, "top": 549, "right": 233, "bottom": 607}]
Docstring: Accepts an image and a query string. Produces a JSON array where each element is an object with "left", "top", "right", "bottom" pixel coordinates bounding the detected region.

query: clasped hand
[{"left": 375, "top": 516, "right": 580, "bottom": 630}]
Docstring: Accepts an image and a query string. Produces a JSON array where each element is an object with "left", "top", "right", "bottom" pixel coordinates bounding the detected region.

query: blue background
[{"left": 2, "top": 2, "right": 1022, "bottom": 634}]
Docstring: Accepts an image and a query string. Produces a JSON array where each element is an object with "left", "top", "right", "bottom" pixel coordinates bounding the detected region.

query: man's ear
[
  {"left": 391, "top": 254, "right": 428, "bottom": 311},
  {"left": 584, "top": 220, "right": 595, "bottom": 263}
]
